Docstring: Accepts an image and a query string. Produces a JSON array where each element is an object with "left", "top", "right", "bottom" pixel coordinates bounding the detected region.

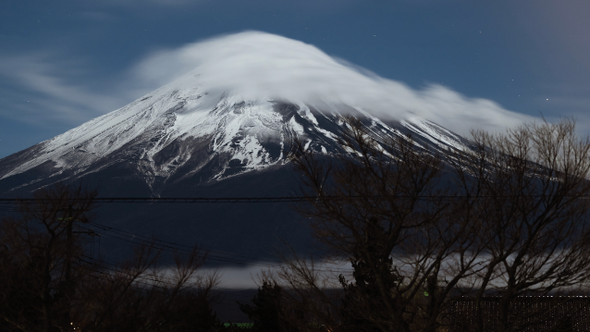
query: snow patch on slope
[
  {"left": 402, "top": 117, "right": 467, "bottom": 152},
  {"left": 0, "top": 70, "right": 470, "bottom": 188}
]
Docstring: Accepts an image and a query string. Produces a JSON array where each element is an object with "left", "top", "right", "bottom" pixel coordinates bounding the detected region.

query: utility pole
[{"left": 61, "top": 204, "right": 75, "bottom": 331}]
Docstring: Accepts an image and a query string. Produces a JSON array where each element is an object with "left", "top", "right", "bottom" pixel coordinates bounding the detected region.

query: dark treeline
[
  {"left": 264, "top": 117, "right": 590, "bottom": 332},
  {"left": 3, "top": 118, "right": 590, "bottom": 331},
  {"left": 0, "top": 184, "right": 223, "bottom": 332}
]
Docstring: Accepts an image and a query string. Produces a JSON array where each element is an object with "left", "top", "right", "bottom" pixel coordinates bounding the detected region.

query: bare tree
[
  {"left": 270, "top": 253, "right": 344, "bottom": 332},
  {"left": 0, "top": 183, "right": 222, "bottom": 332},
  {"left": 451, "top": 119, "right": 590, "bottom": 331},
  {"left": 288, "top": 118, "right": 484, "bottom": 332},
  {"left": 0, "top": 183, "right": 97, "bottom": 332},
  {"left": 72, "top": 240, "right": 221, "bottom": 332},
  {"left": 286, "top": 117, "right": 590, "bottom": 332}
]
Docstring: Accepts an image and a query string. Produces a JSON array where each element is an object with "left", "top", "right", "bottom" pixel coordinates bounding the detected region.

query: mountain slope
[
  {"left": 0, "top": 88, "right": 471, "bottom": 262},
  {"left": 0, "top": 76, "right": 469, "bottom": 196},
  {"left": 0, "top": 33, "right": 474, "bottom": 263}
]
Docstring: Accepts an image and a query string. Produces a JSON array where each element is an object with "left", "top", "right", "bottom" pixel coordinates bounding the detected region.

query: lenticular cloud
[{"left": 131, "top": 31, "right": 532, "bottom": 135}]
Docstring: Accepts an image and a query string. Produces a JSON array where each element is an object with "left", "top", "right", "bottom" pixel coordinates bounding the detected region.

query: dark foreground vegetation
[
  {"left": 0, "top": 184, "right": 223, "bottom": 332},
  {"left": 268, "top": 118, "right": 590, "bottom": 332},
  {"left": 3, "top": 118, "right": 590, "bottom": 331}
]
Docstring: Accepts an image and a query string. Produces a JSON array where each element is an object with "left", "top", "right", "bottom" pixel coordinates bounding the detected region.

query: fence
[{"left": 444, "top": 296, "right": 590, "bottom": 332}]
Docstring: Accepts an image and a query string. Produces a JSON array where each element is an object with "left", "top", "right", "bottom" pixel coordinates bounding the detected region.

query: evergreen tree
[{"left": 239, "top": 281, "right": 292, "bottom": 332}]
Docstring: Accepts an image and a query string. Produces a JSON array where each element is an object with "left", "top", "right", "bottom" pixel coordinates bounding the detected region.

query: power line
[
  {"left": 79, "top": 222, "right": 283, "bottom": 267},
  {"left": 0, "top": 197, "right": 311, "bottom": 204},
  {"left": 79, "top": 222, "right": 353, "bottom": 274},
  {"left": 0, "top": 199, "right": 354, "bottom": 273},
  {"left": 77, "top": 255, "right": 199, "bottom": 292},
  {"left": 85, "top": 221, "right": 280, "bottom": 265},
  {"left": 1, "top": 193, "right": 589, "bottom": 206},
  {"left": 83, "top": 230, "right": 254, "bottom": 266}
]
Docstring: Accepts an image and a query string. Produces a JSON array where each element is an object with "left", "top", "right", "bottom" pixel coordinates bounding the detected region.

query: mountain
[
  {"left": 0, "top": 84, "right": 468, "bottom": 195},
  {"left": 0, "top": 35, "right": 471, "bottom": 264}
]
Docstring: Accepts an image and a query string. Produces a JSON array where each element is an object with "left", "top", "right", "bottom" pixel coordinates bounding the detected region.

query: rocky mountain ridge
[{"left": 0, "top": 73, "right": 468, "bottom": 195}]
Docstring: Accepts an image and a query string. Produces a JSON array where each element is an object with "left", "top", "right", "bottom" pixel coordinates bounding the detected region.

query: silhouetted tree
[
  {"left": 72, "top": 241, "right": 222, "bottom": 332},
  {"left": 286, "top": 117, "right": 590, "bottom": 332},
  {"left": 0, "top": 183, "right": 97, "bottom": 332},
  {"left": 288, "top": 117, "right": 483, "bottom": 332},
  {"left": 338, "top": 217, "right": 402, "bottom": 332},
  {"left": 239, "top": 280, "right": 292, "bottom": 332},
  {"left": 0, "top": 183, "right": 222, "bottom": 332},
  {"left": 451, "top": 119, "right": 590, "bottom": 331}
]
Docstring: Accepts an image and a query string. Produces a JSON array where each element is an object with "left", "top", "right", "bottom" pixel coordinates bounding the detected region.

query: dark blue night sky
[{"left": 1, "top": 0, "right": 589, "bottom": 158}]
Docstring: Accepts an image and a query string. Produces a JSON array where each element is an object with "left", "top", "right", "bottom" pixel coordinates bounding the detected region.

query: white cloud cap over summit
[{"left": 132, "top": 31, "right": 533, "bottom": 135}]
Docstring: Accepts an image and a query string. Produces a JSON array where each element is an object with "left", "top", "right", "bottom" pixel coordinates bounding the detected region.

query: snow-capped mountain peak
[
  {"left": 0, "top": 75, "right": 467, "bottom": 193},
  {"left": 0, "top": 38, "right": 471, "bottom": 194}
]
